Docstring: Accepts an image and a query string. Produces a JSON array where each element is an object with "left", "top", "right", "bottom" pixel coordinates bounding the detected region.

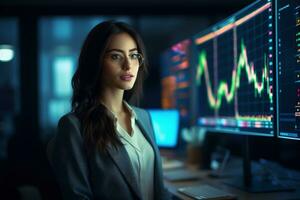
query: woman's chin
[{"left": 118, "top": 84, "right": 134, "bottom": 91}]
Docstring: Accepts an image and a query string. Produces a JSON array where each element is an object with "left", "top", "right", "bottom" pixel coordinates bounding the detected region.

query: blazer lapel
[
  {"left": 134, "top": 108, "right": 165, "bottom": 200},
  {"left": 133, "top": 108, "right": 158, "bottom": 154},
  {"left": 135, "top": 119, "right": 156, "bottom": 152},
  {"left": 107, "top": 145, "right": 142, "bottom": 199}
]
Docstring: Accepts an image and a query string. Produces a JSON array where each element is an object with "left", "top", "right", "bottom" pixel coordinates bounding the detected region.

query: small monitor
[{"left": 148, "top": 109, "right": 180, "bottom": 148}]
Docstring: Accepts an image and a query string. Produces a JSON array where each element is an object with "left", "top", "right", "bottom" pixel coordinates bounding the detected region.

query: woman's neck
[{"left": 100, "top": 88, "right": 125, "bottom": 115}]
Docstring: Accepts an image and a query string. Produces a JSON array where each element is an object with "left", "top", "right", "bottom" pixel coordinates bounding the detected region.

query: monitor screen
[
  {"left": 161, "top": 39, "right": 192, "bottom": 127},
  {"left": 276, "top": 0, "right": 300, "bottom": 140},
  {"left": 194, "top": 0, "right": 275, "bottom": 136},
  {"left": 148, "top": 109, "right": 180, "bottom": 148}
]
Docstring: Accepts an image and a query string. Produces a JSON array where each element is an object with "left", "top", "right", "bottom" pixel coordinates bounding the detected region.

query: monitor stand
[{"left": 223, "top": 136, "right": 294, "bottom": 193}]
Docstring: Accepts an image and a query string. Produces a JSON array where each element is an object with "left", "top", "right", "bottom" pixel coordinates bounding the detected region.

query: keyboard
[{"left": 178, "top": 184, "right": 236, "bottom": 200}]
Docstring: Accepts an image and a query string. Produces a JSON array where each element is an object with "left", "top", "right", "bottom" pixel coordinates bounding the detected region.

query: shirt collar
[
  {"left": 99, "top": 101, "right": 137, "bottom": 125},
  {"left": 123, "top": 101, "right": 137, "bottom": 120}
]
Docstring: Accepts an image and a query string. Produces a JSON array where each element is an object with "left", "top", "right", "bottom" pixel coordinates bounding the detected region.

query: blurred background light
[{"left": 0, "top": 44, "right": 14, "bottom": 62}]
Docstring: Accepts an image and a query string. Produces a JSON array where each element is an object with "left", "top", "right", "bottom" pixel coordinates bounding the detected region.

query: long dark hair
[{"left": 71, "top": 20, "right": 148, "bottom": 153}]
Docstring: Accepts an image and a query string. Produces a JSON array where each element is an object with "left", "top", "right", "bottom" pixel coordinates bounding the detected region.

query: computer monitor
[
  {"left": 194, "top": 0, "right": 275, "bottom": 137},
  {"left": 192, "top": 0, "right": 292, "bottom": 192},
  {"left": 161, "top": 39, "right": 193, "bottom": 127},
  {"left": 148, "top": 109, "right": 180, "bottom": 148},
  {"left": 276, "top": 0, "right": 300, "bottom": 140}
]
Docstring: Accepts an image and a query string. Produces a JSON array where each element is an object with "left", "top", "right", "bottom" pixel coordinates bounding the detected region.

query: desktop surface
[{"left": 164, "top": 157, "right": 300, "bottom": 200}]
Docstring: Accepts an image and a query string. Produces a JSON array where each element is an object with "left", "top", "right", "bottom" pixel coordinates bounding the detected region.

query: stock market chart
[{"left": 195, "top": 0, "right": 274, "bottom": 136}]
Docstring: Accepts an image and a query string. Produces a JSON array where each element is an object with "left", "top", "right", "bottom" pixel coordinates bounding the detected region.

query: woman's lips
[{"left": 120, "top": 74, "right": 134, "bottom": 81}]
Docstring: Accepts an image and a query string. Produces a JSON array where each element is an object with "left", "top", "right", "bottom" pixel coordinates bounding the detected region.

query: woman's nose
[{"left": 122, "top": 57, "right": 131, "bottom": 70}]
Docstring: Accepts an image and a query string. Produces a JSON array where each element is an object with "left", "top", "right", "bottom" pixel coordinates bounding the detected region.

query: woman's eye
[
  {"left": 111, "top": 54, "right": 122, "bottom": 60},
  {"left": 130, "top": 53, "right": 140, "bottom": 60}
]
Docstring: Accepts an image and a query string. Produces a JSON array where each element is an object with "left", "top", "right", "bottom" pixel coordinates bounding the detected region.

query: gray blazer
[{"left": 47, "top": 106, "right": 171, "bottom": 200}]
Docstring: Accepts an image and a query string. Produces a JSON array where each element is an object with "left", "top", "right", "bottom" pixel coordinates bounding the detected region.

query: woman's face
[{"left": 101, "top": 32, "right": 143, "bottom": 91}]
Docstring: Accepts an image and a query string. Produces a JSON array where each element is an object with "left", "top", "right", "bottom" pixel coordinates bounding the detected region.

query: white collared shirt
[{"left": 105, "top": 102, "right": 154, "bottom": 200}]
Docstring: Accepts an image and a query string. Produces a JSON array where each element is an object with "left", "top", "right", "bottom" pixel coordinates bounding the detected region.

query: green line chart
[
  {"left": 194, "top": 0, "right": 274, "bottom": 135},
  {"left": 196, "top": 40, "right": 273, "bottom": 111}
]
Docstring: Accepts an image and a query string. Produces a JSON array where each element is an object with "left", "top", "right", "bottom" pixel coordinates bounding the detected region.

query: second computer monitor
[{"left": 276, "top": 0, "right": 300, "bottom": 140}]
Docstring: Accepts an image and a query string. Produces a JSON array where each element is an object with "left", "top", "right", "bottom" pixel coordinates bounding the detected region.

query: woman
[{"left": 47, "top": 21, "right": 171, "bottom": 200}]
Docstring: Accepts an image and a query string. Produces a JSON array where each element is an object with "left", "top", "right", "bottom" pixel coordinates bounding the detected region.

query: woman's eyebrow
[
  {"left": 106, "top": 49, "right": 123, "bottom": 53},
  {"left": 129, "top": 48, "right": 138, "bottom": 52},
  {"left": 106, "top": 48, "right": 138, "bottom": 53}
]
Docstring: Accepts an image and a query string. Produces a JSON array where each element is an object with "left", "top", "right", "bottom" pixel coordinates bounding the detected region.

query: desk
[{"left": 164, "top": 163, "right": 300, "bottom": 200}]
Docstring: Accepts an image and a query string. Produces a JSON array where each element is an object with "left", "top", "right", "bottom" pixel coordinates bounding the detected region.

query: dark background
[{"left": 0, "top": 0, "right": 299, "bottom": 199}]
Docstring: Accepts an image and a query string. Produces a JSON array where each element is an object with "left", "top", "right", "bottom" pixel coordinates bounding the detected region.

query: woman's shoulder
[
  {"left": 57, "top": 112, "right": 81, "bottom": 131},
  {"left": 130, "top": 106, "right": 148, "bottom": 116},
  {"left": 51, "top": 112, "right": 84, "bottom": 147},
  {"left": 59, "top": 112, "right": 79, "bottom": 123},
  {"left": 130, "top": 106, "right": 151, "bottom": 122},
  {"left": 48, "top": 113, "right": 84, "bottom": 167}
]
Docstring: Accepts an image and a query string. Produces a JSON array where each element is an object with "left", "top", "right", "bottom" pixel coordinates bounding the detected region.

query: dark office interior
[{"left": 0, "top": 0, "right": 300, "bottom": 199}]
